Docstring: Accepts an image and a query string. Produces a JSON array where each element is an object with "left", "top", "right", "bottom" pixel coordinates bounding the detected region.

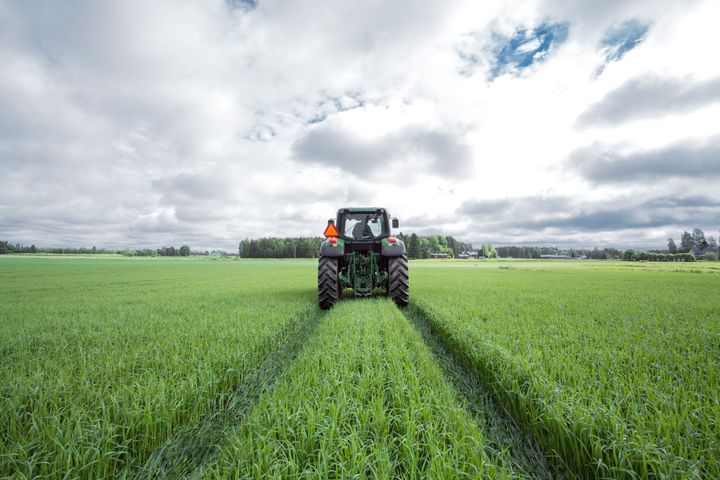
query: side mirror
[{"left": 392, "top": 218, "right": 399, "bottom": 229}]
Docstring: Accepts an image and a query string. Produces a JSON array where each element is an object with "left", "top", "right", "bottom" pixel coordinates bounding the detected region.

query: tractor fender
[
  {"left": 320, "top": 239, "right": 344, "bottom": 257},
  {"left": 381, "top": 239, "right": 406, "bottom": 256}
]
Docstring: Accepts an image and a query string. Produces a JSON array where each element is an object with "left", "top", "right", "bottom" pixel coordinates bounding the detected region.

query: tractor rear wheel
[
  {"left": 318, "top": 256, "right": 339, "bottom": 309},
  {"left": 388, "top": 254, "right": 409, "bottom": 307}
]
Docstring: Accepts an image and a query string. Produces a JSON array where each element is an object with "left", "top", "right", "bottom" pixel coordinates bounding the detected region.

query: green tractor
[{"left": 318, "top": 207, "right": 409, "bottom": 309}]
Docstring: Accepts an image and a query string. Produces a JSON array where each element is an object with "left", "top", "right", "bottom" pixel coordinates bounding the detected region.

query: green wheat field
[{"left": 1, "top": 256, "right": 719, "bottom": 479}]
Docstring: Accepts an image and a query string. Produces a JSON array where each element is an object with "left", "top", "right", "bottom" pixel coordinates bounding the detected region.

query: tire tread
[
  {"left": 388, "top": 254, "right": 410, "bottom": 307},
  {"left": 318, "top": 257, "right": 339, "bottom": 309}
]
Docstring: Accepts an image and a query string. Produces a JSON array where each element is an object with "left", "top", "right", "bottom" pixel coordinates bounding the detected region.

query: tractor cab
[
  {"left": 337, "top": 208, "right": 389, "bottom": 241},
  {"left": 318, "top": 207, "right": 408, "bottom": 309}
]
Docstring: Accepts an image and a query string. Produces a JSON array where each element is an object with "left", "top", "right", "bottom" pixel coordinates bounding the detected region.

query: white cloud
[
  {"left": 0, "top": 0, "right": 718, "bottom": 250},
  {"left": 516, "top": 37, "right": 542, "bottom": 54}
]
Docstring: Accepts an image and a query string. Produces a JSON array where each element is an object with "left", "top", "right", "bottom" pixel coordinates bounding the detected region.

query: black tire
[
  {"left": 318, "top": 256, "right": 339, "bottom": 309},
  {"left": 388, "top": 254, "right": 409, "bottom": 308}
]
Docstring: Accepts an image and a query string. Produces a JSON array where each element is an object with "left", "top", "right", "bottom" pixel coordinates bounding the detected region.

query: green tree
[
  {"left": 667, "top": 238, "right": 677, "bottom": 254},
  {"left": 692, "top": 228, "right": 706, "bottom": 248},
  {"left": 418, "top": 238, "right": 432, "bottom": 258},
  {"left": 446, "top": 236, "right": 459, "bottom": 257},
  {"left": 179, "top": 245, "right": 190, "bottom": 256},
  {"left": 693, "top": 229, "right": 709, "bottom": 256},
  {"left": 679, "top": 231, "right": 693, "bottom": 253},
  {"left": 408, "top": 234, "right": 419, "bottom": 259},
  {"left": 708, "top": 236, "right": 718, "bottom": 256},
  {"left": 430, "top": 236, "right": 441, "bottom": 254}
]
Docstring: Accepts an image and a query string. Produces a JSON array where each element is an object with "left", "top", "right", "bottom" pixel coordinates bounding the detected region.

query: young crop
[
  {"left": 204, "top": 299, "right": 514, "bottom": 479},
  {"left": 3, "top": 257, "right": 718, "bottom": 479},
  {"left": 412, "top": 262, "right": 720, "bottom": 478},
  {"left": 0, "top": 257, "right": 316, "bottom": 478}
]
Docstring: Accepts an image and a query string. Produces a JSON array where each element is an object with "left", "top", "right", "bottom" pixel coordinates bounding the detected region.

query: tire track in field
[
  {"left": 402, "top": 303, "right": 562, "bottom": 480},
  {"left": 131, "top": 306, "right": 325, "bottom": 480}
]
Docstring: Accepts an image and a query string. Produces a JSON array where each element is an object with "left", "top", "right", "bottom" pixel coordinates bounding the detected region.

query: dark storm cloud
[
  {"left": 569, "top": 136, "right": 720, "bottom": 183},
  {"left": 576, "top": 75, "right": 720, "bottom": 127},
  {"left": 292, "top": 124, "right": 472, "bottom": 178}
]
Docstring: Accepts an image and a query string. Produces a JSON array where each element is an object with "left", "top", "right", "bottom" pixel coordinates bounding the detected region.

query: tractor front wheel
[
  {"left": 318, "top": 256, "right": 340, "bottom": 309},
  {"left": 388, "top": 254, "right": 409, "bottom": 308}
]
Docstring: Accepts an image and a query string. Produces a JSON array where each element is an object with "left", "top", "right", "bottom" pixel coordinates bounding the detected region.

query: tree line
[
  {"left": 239, "top": 234, "right": 473, "bottom": 259},
  {"left": 4, "top": 227, "right": 717, "bottom": 261},
  {"left": 402, "top": 234, "right": 473, "bottom": 259},
  {"left": 0, "top": 241, "right": 211, "bottom": 257},
  {"left": 667, "top": 228, "right": 717, "bottom": 257},
  {"left": 622, "top": 251, "right": 697, "bottom": 262},
  {"left": 493, "top": 246, "right": 623, "bottom": 259},
  {"left": 624, "top": 228, "right": 718, "bottom": 262},
  {"left": 122, "top": 245, "right": 195, "bottom": 256},
  {"left": 0, "top": 242, "right": 115, "bottom": 255},
  {"left": 239, "top": 237, "right": 325, "bottom": 258}
]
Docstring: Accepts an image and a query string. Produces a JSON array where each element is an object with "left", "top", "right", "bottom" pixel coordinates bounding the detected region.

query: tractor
[{"left": 318, "top": 207, "right": 409, "bottom": 309}]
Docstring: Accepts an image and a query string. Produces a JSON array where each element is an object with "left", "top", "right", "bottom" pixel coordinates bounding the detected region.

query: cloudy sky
[{"left": 1, "top": 0, "right": 719, "bottom": 250}]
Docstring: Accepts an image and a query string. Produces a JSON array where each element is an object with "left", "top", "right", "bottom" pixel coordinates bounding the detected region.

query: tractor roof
[{"left": 340, "top": 207, "right": 385, "bottom": 213}]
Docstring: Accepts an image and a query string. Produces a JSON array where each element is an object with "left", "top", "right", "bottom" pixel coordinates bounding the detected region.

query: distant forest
[
  {"left": 2, "top": 227, "right": 716, "bottom": 260},
  {"left": 240, "top": 241, "right": 625, "bottom": 260},
  {"left": 0, "top": 234, "right": 474, "bottom": 259},
  {"left": 238, "top": 234, "right": 473, "bottom": 259},
  {"left": 494, "top": 246, "right": 623, "bottom": 259},
  {"left": 0, "top": 241, "right": 209, "bottom": 257}
]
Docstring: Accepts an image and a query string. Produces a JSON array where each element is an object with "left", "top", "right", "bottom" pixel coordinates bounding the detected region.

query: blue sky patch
[
  {"left": 596, "top": 19, "right": 649, "bottom": 75},
  {"left": 305, "top": 94, "right": 364, "bottom": 125},
  {"left": 226, "top": 0, "right": 257, "bottom": 11},
  {"left": 489, "top": 21, "right": 569, "bottom": 79}
]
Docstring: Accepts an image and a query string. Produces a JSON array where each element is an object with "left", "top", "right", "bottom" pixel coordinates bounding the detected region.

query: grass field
[{"left": 1, "top": 256, "right": 718, "bottom": 479}]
